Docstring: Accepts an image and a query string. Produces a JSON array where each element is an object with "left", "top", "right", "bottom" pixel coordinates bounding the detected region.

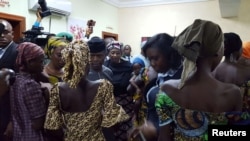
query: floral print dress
[
  {"left": 155, "top": 91, "right": 228, "bottom": 141},
  {"left": 230, "top": 80, "right": 250, "bottom": 125}
]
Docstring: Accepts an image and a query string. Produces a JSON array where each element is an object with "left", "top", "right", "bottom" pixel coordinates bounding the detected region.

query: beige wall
[
  {"left": 0, "top": 0, "right": 118, "bottom": 38},
  {"left": 69, "top": 0, "right": 119, "bottom": 37},
  {"left": 1, "top": 0, "right": 249, "bottom": 56},
  {"left": 118, "top": 0, "right": 250, "bottom": 56}
]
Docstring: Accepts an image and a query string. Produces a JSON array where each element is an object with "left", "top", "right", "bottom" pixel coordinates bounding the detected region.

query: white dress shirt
[{"left": 0, "top": 41, "right": 13, "bottom": 59}]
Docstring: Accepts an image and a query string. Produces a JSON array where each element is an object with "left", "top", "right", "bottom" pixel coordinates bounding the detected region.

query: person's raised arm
[{"left": 32, "top": 7, "right": 43, "bottom": 30}]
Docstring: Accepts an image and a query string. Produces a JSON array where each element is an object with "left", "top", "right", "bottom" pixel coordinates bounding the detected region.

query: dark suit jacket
[
  {"left": 0, "top": 42, "right": 19, "bottom": 70},
  {"left": 0, "top": 42, "right": 18, "bottom": 140}
]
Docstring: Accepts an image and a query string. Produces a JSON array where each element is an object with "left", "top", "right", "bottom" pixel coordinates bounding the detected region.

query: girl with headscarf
[
  {"left": 128, "top": 56, "right": 158, "bottom": 130},
  {"left": 127, "top": 57, "right": 146, "bottom": 127},
  {"left": 155, "top": 19, "right": 242, "bottom": 141},
  {"left": 128, "top": 57, "right": 146, "bottom": 96},
  {"left": 43, "top": 37, "right": 67, "bottom": 84},
  {"left": 10, "top": 42, "right": 47, "bottom": 141},
  {"left": 103, "top": 40, "right": 133, "bottom": 141},
  {"left": 44, "top": 40, "right": 129, "bottom": 141}
]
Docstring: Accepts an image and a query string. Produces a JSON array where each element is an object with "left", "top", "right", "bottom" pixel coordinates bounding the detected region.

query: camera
[
  {"left": 38, "top": 0, "right": 51, "bottom": 18},
  {"left": 20, "top": 0, "right": 52, "bottom": 47},
  {"left": 21, "top": 26, "right": 51, "bottom": 47}
]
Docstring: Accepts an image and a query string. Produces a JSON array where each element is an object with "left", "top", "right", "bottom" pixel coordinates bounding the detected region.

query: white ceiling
[
  {"left": 102, "top": 0, "right": 242, "bottom": 18},
  {"left": 102, "top": 0, "right": 211, "bottom": 8}
]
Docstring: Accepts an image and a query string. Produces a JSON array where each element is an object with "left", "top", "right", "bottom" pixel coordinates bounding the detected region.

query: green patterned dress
[
  {"left": 155, "top": 91, "right": 228, "bottom": 141},
  {"left": 230, "top": 80, "right": 250, "bottom": 125}
]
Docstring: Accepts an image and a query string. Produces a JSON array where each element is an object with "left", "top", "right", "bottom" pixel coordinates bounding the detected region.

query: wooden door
[
  {"left": 102, "top": 31, "right": 118, "bottom": 41},
  {"left": 0, "top": 12, "right": 26, "bottom": 43}
]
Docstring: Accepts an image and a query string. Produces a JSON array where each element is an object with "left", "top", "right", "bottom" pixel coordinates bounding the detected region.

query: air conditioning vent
[{"left": 28, "top": 0, "right": 72, "bottom": 17}]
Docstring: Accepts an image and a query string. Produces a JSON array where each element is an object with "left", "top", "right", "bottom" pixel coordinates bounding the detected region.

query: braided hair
[{"left": 61, "top": 40, "right": 90, "bottom": 88}]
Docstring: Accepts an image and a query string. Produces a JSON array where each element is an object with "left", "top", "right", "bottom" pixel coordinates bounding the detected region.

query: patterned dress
[
  {"left": 132, "top": 67, "right": 149, "bottom": 127},
  {"left": 10, "top": 73, "right": 47, "bottom": 141},
  {"left": 229, "top": 80, "right": 250, "bottom": 125},
  {"left": 146, "top": 66, "right": 183, "bottom": 133},
  {"left": 44, "top": 79, "right": 129, "bottom": 141},
  {"left": 155, "top": 91, "right": 228, "bottom": 141}
]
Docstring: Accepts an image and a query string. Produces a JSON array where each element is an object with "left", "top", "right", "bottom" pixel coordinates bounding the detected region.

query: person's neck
[
  {"left": 1, "top": 41, "right": 12, "bottom": 49},
  {"left": 19, "top": 70, "right": 37, "bottom": 79},
  {"left": 46, "top": 63, "right": 64, "bottom": 76},
  {"left": 48, "top": 62, "right": 62, "bottom": 71},
  {"left": 78, "top": 77, "right": 89, "bottom": 89},
  {"left": 224, "top": 57, "right": 238, "bottom": 64},
  {"left": 91, "top": 66, "right": 102, "bottom": 72},
  {"left": 189, "top": 64, "right": 214, "bottom": 82}
]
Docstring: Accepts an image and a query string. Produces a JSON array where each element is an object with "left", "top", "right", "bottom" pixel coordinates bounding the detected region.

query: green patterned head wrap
[{"left": 172, "top": 19, "right": 224, "bottom": 89}]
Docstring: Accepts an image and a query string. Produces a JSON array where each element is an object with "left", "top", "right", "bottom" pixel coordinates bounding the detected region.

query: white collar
[
  {"left": 0, "top": 41, "right": 13, "bottom": 58},
  {"left": 1, "top": 41, "right": 13, "bottom": 51}
]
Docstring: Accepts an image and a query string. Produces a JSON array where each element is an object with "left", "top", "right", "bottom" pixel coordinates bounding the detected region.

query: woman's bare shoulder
[
  {"left": 57, "top": 82, "right": 69, "bottom": 91},
  {"left": 221, "top": 82, "right": 241, "bottom": 95},
  {"left": 160, "top": 79, "right": 181, "bottom": 93},
  {"left": 220, "top": 82, "right": 242, "bottom": 109}
]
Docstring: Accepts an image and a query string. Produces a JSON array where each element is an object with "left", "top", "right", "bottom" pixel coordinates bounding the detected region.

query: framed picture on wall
[
  {"left": 141, "top": 37, "right": 150, "bottom": 42},
  {"left": 141, "top": 37, "right": 150, "bottom": 48},
  {"left": 67, "top": 17, "right": 87, "bottom": 40}
]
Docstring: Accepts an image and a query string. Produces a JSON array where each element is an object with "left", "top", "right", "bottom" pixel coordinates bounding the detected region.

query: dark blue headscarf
[{"left": 132, "top": 57, "right": 145, "bottom": 68}]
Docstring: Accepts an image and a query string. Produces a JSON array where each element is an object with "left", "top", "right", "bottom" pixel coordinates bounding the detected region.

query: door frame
[
  {"left": 0, "top": 12, "right": 26, "bottom": 43},
  {"left": 102, "top": 31, "right": 118, "bottom": 40}
]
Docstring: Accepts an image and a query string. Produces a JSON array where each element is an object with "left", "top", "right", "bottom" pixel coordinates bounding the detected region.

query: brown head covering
[
  {"left": 16, "top": 42, "right": 44, "bottom": 71},
  {"left": 172, "top": 19, "right": 223, "bottom": 88},
  {"left": 172, "top": 19, "right": 223, "bottom": 61},
  {"left": 61, "top": 40, "right": 90, "bottom": 88}
]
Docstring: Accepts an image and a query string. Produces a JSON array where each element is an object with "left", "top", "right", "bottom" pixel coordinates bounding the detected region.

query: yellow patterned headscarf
[
  {"left": 44, "top": 37, "right": 67, "bottom": 58},
  {"left": 61, "top": 40, "right": 90, "bottom": 88}
]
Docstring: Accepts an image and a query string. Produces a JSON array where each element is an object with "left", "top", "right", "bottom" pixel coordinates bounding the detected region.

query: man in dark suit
[{"left": 0, "top": 19, "right": 18, "bottom": 141}]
